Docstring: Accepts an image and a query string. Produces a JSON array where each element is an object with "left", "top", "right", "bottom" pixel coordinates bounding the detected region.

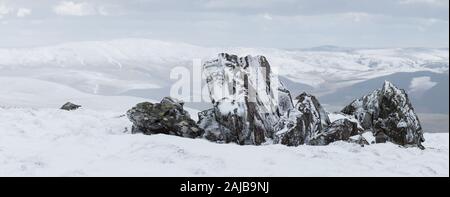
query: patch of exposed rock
[{"left": 60, "top": 102, "right": 81, "bottom": 111}]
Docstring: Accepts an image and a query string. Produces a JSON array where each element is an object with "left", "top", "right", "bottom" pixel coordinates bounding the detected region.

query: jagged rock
[
  {"left": 275, "top": 93, "right": 370, "bottom": 146},
  {"left": 342, "top": 81, "right": 425, "bottom": 149},
  {"left": 127, "top": 97, "right": 204, "bottom": 138},
  {"left": 275, "top": 92, "right": 331, "bottom": 146},
  {"left": 200, "top": 53, "right": 294, "bottom": 145},
  {"left": 309, "top": 118, "right": 363, "bottom": 146},
  {"left": 60, "top": 102, "right": 81, "bottom": 111}
]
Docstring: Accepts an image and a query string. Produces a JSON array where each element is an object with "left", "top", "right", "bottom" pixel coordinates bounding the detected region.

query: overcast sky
[{"left": 0, "top": 0, "right": 448, "bottom": 48}]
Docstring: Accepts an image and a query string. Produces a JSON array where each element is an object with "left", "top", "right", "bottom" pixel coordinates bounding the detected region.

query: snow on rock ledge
[{"left": 342, "top": 81, "right": 425, "bottom": 149}]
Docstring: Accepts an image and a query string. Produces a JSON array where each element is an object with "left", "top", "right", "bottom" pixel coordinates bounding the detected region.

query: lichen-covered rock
[
  {"left": 127, "top": 97, "right": 203, "bottom": 138},
  {"left": 60, "top": 102, "right": 81, "bottom": 111},
  {"left": 342, "top": 81, "right": 425, "bottom": 149},
  {"left": 275, "top": 92, "right": 331, "bottom": 146},
  {"left": 200, "top": 53, "right": 293, "bottom": 145}
]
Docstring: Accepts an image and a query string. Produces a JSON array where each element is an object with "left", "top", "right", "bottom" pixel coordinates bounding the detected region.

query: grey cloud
[{"left": 0, "top": 0, "right": 448, "bottom": 48}]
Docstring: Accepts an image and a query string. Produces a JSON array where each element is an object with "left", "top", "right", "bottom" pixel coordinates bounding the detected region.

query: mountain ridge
[{"left": 0, "top": 39, "right": 448, "bottom": 117}]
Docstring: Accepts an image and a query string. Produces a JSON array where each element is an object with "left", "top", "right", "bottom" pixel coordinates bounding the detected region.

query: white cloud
[
  {"left": 204, "top": 0, "right": 273, "bottom": 9},
  {"left": 0, "top": 4, "right": 11, "bottom": 14},
  {"left": 0, "top": 3, "right": 12, "bottom": 19},
  {"left": 343, "top": 12, "right": 371, "bottom": 22},
  {"left": 97, "top": 6, "right": 109, "bottom": 16},
  {"left": 262, "top": 13, "right": 273, "bottom": 20},
  {"left": 409, "top": 76, "right": 438, "bottom": 94},
  {"left": 30, "top": 19, "right": 44, "bottom": 25},
  {"left": 17, "top": 8, "right": 31, "bottom": 17},
  {"left": 399, "top": 0, "right": 449, "bottom": 6},
  {"left": 53, "top": 1, "right": 108, "bottom": 16}
]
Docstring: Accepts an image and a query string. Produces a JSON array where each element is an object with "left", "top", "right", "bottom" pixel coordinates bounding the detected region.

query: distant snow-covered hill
[{"left": 0, "top": 39, "right": 447, "bottom": 95}]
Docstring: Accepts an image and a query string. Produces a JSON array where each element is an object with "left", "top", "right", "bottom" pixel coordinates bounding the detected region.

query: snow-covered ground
[
  {"left": 0, "top": 76, "right": 448, "bottom": 177},
  {"left": 0, "top": 106, "right": 447, "bottom": 177},
  {"left": 0, "top": 77, "right": 199, "bottom": 119}
]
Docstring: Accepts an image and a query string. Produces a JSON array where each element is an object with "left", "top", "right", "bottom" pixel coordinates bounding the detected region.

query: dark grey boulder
[
  {"left": 309, "top": 118, "right": 363, "bottom": 146},
  {"left": 60, "top": 102, "right": 81, "bottom": 111},
  {"left": 127, "top": 97, "right": 204, "bottom": 139}
]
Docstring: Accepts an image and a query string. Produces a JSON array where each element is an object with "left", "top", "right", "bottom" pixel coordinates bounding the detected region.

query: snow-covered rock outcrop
[
  {"left": 342, "top": 81, "right": 425, "bottom": 149},
  {"left": 126, "top": 54, "right": 425, "bottom": 150},
  {"left": 199, "top": 53, "right": 294, "bottom": 145}
]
